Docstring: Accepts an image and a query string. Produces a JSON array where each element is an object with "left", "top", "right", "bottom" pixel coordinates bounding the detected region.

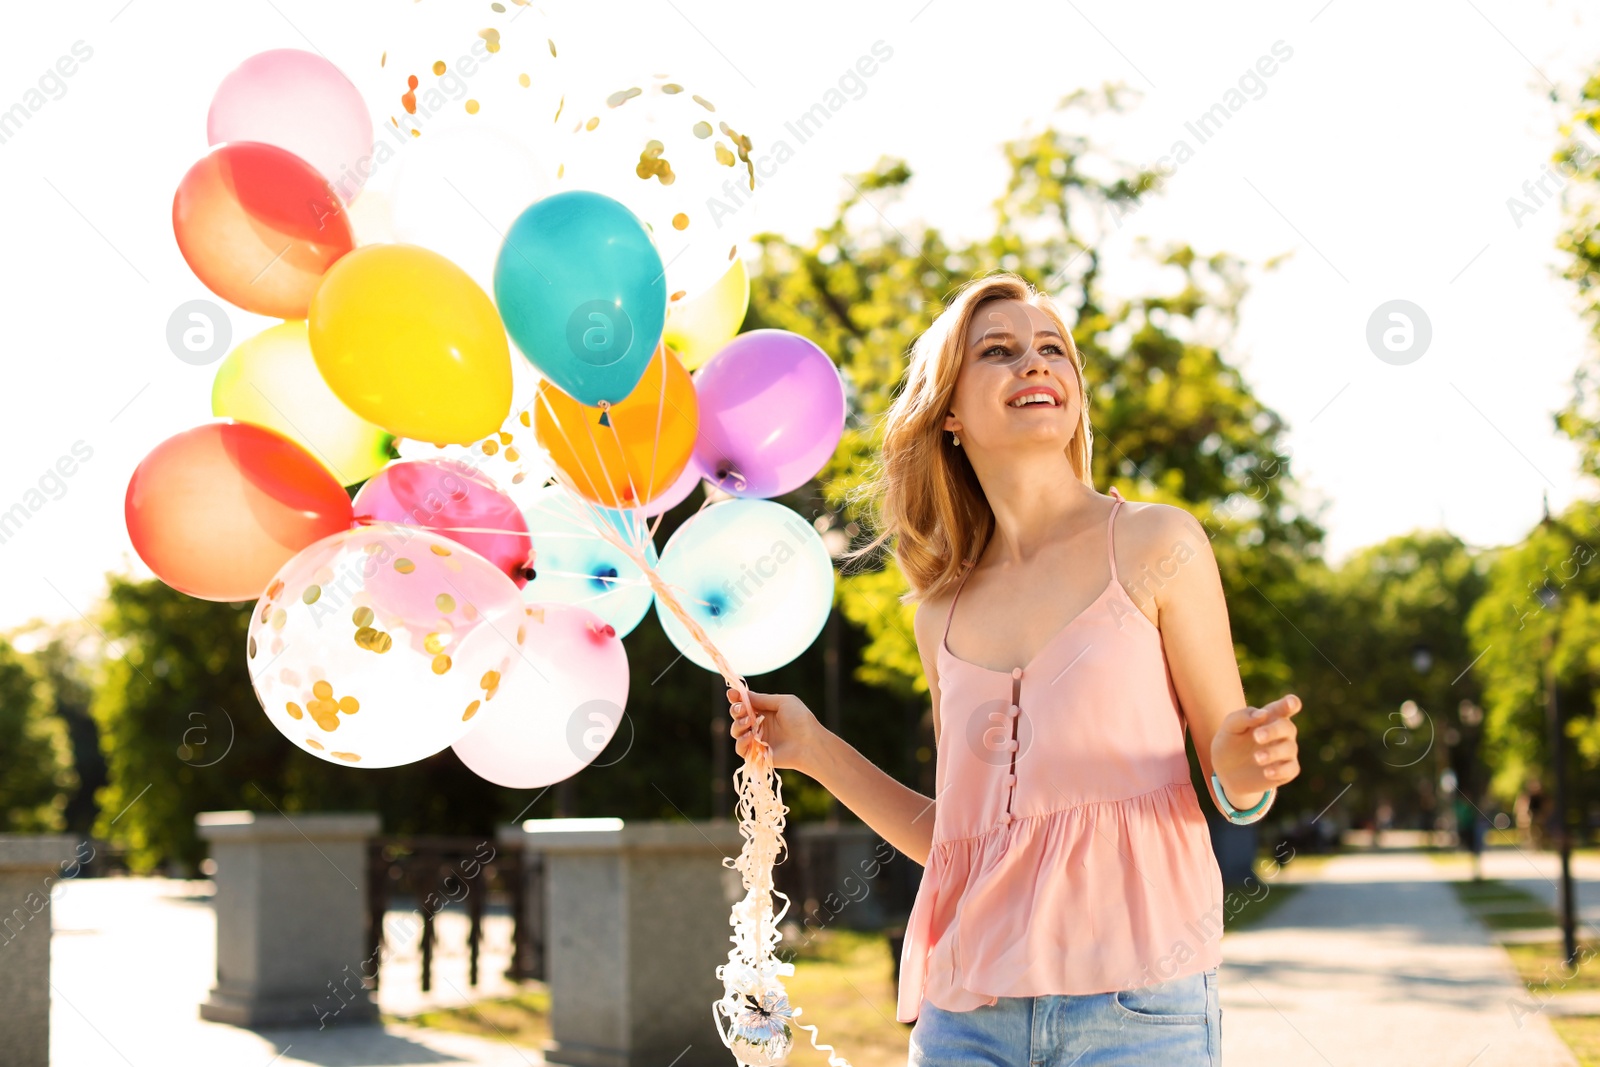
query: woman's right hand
[{"left": 726, "top": 687, "right": 825, "bottom": 775}]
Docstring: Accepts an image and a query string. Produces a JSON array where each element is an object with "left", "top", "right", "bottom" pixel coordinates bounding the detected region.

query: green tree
[{"left": 0, "top": 637, "right": 75, "bottom": 831}]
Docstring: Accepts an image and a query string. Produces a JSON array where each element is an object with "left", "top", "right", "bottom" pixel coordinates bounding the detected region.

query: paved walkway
[
  {"left": 1221, "top": 850, "right": 1578, "bottom": 1066},
  {"left": 51, "top": 877, "right": 545, "bottom": 1066}
]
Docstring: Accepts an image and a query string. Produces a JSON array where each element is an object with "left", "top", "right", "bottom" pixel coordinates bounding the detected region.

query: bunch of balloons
[{"left": 127, "top": 47, "right": 848, "bottom": 787}]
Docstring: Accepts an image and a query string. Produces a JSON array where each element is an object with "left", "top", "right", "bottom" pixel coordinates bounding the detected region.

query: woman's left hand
[{"left": 1210, "top": 693, "right": 1302, "bottom": 800}]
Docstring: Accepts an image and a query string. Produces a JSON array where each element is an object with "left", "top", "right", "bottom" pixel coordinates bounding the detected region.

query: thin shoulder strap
[
  {"left": 942, "top": 558, "right": 978, "bottom": 646},
  {"left": 1106, "top": 487, "right": 1125, "bottom": 584}
]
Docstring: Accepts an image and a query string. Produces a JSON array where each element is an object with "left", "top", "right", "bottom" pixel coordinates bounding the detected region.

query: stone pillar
[
  {"left": 504, "top": 818, "right": 746, "bottom": 1067},
  {"left": 0, "top": 835, "right": 82, "bottom": 1067},
  {"left": 196, "top": 811, "right": 380, "bottom": 1028}
]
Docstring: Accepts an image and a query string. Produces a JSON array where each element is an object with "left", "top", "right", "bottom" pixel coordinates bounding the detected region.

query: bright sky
[{"left": 2, "top": 0, "right": 1598, "bottom": 634}]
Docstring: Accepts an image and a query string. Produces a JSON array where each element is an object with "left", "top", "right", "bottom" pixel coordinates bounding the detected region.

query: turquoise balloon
[
  {"left": 494, "top": 190, "right": 666, "bottom": 406},
  {"left": 654, "top": 499, "right": 834, "bottom": 676},
  {"left": 521, "top": 484, "right": 658, "bottom": 639}
]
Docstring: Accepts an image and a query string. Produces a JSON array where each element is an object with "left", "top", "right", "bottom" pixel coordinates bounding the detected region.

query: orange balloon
[
  {"left": 125, "top": 422, "right": 354, "bottom": 602},
  {"left": 534, "top": 344, "right": 698, "bottom": 509},
  {"left": 172, "top": 142, "right": 355, "bottom": 318}
]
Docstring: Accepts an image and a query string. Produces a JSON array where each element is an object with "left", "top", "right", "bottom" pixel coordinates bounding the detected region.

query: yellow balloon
[
  {"left": 308, "top": 244, "right": 513, "bottom": 445},
  {"left": 662, "top": 255, "right": 750, "bottom": 371},
  {"left": 212, "top": 320, "right": 394, "bottom": 486}
]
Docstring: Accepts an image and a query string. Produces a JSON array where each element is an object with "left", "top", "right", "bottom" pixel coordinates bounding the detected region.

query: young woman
[{"left": 727, "top": 271, "right": 1302, "bottom": 1065}]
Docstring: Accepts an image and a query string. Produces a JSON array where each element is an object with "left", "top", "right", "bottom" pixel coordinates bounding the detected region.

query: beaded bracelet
[{"left": 1211, "top": 773, "right": 1275, "bottom": 825}]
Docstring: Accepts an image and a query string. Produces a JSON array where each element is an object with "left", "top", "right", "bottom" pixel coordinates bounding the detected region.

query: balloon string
[{"left": 792, "top": 1013, "right": 852, "bottom": 1067}]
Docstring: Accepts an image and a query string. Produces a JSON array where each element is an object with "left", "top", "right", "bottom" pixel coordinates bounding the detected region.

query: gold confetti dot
[
  {"left": 270, "top": 607, "right": 288, "bottom": 630},
  {"left": 548, "top": 38, "right": 557, "bottom": 56},
  {"left": 306, "top": 738, "right": 324, "bottom": 750},
  {"left": 478, "top": 27, "right": 501, "bottom": 53},
  {"left": 505, "top": 446, "right": 520, "bottom": 461},
  {"left": 339, "top": 696, "right": 360, "bottom": 715},
  {"left": 308, "top": 698, "right": 336, "bottom": 717},
  {"left": 353, "top": 606, "right": 375, "bottom": 627},
  {"left": 302, "top": 585, "right": 321, "bottom": 605},
  {"left": 693, "top": 121, "right": 712, "bottom": 139},
  {"left": 482, "top": 439, "right": 499, "bottom": 456},
  {"left": 662, "top": 83, "right": 682, "bottom": 94},
  {"left": 463, "top": 700, "right": 481, "bottom": 721},
  {"left": 518, "top": 411, "right": 531, "bottom": 427},
  {"left": 729, "top": 244, "right": 737, "bottom": 260},
  {"left": 670, "top": 289, "right": 687, "bottom": 301},
  {"left": 259, "top": 602, "right": 273, "bottom": 623},
  {"left": 480, "top": 670, "right": 501, "bottom": 690},
  {"left": 672, "top": 213, "right": 689, "bottom": 230},
  {"left": 498, "top": 431, "right": 513, "bottom": 445},
  {"left": 516, "top": 625, "right": 526, "bottom": 644},
  {"left": 553, "top": 95, "right": 564, "bottom": 123},
  {"left": 424, "top": 633, "right": 446, "bottom": 654},
  {"left": 512, "top": 472, "right": 526, "bottom": 484},
  {"left": 466, "top": 99, "right": 480, "bottom": 114},
  {"left": 463, "top": 603, "right": 478, "bottom": 621},
  {"left": 492, "top": 1, "right": 506, "bottom": 10},
  {"left": 693, "top": 94, "right": 715, "bottom": 111},
  {"left": 426, "top": 545, "right": 449, "bottom": 559},
  {"left": 248, "top": 636, "right": 257, "bottom": 658},
  {"left": 436, "top": 593, "right": 457, "bottom": 614},
  {"left": 519, "top": 73, "right": 530, "bottom": 88},
  {"left": 312, "top": 710, "right": 340, "bottom": 732},
  {"left": 433, "top": 60, "right": 446, "bottom": 75},
  {"left": 557, "top": 163, "right": 564, "bottom": 178},
  {"left": 355, "top": 627, "right": 393, "bottom": 654},
  {"left": 313, "top": 680, "right": 334, "bottom": 700},
  {"left": 432, "top": 654, "right": 453, "bottom": 675},
  {"left": 286, "top": 702, "right": 304, "bottom": 720},
  {"left": 267, "top": 579, "right": 284, "bottom": 600},
  {"left": 332, "top": 751, "right": 362, "bottom": 762},
  {"left": 411, "top": 128, "right": 421, "bottom": 138},
  {"left": 607, "top": 87, "right": 642, "bottom": 108},
  {"left": 394, "top": 558, "right": 415, "bottom": 574},
  {"left": 381, "top": 51, "right": 387, "bottom": 67},
  {"left": 715, "top": 143, "right": 735, "bottom": 167},
  {"left": 364, "top": 543, "right": 384, "bottom": 555},
  {"left": 585, "top": 116, "right": 599, "bottom": 131}
]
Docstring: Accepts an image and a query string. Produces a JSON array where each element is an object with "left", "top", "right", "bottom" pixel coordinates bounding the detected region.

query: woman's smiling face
[{"left": 944, "top": 297, "right": 1081, "bottom": 451}]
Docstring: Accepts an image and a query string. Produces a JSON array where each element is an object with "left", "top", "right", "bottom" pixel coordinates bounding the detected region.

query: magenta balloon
[
  {"left": 208, "top": 49, "right": 375, "bottom": 202},
  {"left": 618, "top": 451, "right": 704, "bottom": 518},
  {"left": 353, "top": 459, "right": 533, "bottom": 585},
  {"left": 691, "top": 330, "right": 845, "bottom": 499}
]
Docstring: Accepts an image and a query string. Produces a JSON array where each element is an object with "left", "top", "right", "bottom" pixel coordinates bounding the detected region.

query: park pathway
[{"left": 1220, "top": 850, "right": 1578, "bottom": 1067}]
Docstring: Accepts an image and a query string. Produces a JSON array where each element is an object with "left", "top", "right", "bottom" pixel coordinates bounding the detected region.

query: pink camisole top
[{"left": 895, "top": 486, "right": 1224, "bottom": 1023}]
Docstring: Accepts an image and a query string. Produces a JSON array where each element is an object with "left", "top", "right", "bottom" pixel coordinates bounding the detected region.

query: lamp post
[{"left": 1536, "top": 580, "right": 1577, "bottom": 965}]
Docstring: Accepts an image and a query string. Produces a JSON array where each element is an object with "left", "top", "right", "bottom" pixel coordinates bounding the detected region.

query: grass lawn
[
  {"left": 386, "top": 986, "right": 551, "bottom": 1051},
  {"left": 1224, "top": 882, "right": 1303, "bottom": 932},
  {"left": 1449, "top": 878, "right": 1565, "bottom": 931},
  {"left": 1554, "top": 1018, "right": 1600, "bottom": 1067},
  {"left": 778, "top": 929, "right": 910, "bottom": 1067}
]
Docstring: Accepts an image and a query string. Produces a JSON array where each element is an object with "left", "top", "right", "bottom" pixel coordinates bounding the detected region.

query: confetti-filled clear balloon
[
  {"left": 246, "top": 525, "right": 527, "bottom": 768},
  {"left": 520, "top": 484, "right": 657, "bottom": 638}
]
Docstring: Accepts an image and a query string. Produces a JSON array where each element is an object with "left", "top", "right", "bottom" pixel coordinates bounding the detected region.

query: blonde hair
[{"left": 843, "top": 271, "right": 1095, "bottom": 603}]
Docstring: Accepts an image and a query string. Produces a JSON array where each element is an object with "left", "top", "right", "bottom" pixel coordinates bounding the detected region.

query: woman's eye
[{"left": 983, "top": 345, "right": 1010, "bottom": 359}]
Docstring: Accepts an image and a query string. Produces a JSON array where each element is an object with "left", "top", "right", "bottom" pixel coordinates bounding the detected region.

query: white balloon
[{"left": 453, "top": 601, "right": 630, "bottom": 788}]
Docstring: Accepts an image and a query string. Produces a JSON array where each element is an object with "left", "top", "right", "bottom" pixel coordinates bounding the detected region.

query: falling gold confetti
[
  {"left": 433, "top": 59, "right": 446, "bottom": 76},
  {"left": 332, "top": 751, "right": 362, "bottom": 762},
  {"left": 607, "top": 87, "right": 643, "bottom": 108},
  {"left": 302, "top": 584, "right": 321, "bottom": 605},
  {"left": 432, "top": 654, "right": 453, "bottom": 675},
  {"left": 519, "top": 72, "right": 530, "bottom": 88},
  {"left": 306, "top": 738, "right": 324, "bottom": 750},
  {"left": 394, "top": 558, "right": 415, "bottom": 574},
  {"left": 672, "top": 213, "right": 689, "bottom": 230},
  {"left": 479, "top": 28, "right": 501, "bottom": 52},
  {"left": 693, "top": 94, "right": 715, "bottom": 111},
  {"left": 354, "top": 627, "right": 393, "bottom": 654},
  {"left": 353, "top": 606, "right": 375, "bottom": 627},
  {"left": 466, "top": 99, "right": 480, "bottom": 114},
  {"left": 436, "top": 593, "right": 457, "bottom": 614},
  {"left": 463, "top": 700, "right": 481, "bottom": 721},
  {"left": 286, "top": 702, "right": 304, "bottom": 720}
]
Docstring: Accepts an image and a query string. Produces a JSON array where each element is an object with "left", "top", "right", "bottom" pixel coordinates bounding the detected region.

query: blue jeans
[{"left": 907, "top": 967, "right": 1220, "bottom": 1067}]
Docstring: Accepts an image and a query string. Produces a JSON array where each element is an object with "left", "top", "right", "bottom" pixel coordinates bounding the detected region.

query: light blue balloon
[
  {"left": 522, "top": 484, "right": 658, "bottom": 639},
  {"left": 494, "top": 190, "right": 666, "bottom": 406},
  {"left": 654, "top": 499, "right": 835, "bottom": 676}
]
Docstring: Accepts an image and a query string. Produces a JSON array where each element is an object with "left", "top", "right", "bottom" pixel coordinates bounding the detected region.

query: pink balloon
[
  {"left": 453, "top": 602, "right": 630, "bottom": 788},
  {"left": 691, "top": 330, "right": 845, "bottom": 499},
  {"left": 208, "top": 49, "right": 375, "bottom": 202},
  {"left": 353, "top": 459, "right": 533, "bottom": 586},
  {"left": 617, "top": 451, "right": 704, "bottom": 518}
]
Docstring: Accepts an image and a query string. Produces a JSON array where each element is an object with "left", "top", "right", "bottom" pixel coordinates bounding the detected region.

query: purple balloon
[{"left": 691, "top": 330, "right": 845, "bottom": 499}]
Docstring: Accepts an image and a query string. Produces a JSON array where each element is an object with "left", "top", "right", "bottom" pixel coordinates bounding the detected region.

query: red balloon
[
  {"left": 352, "top": 459, "right": 532, "bottom": 586},
  {"left": 172, "top": 141, "right": 355, "bottom": 318},
  {"left": 125, "top": 422, "right": 354, "bottom": 602}
]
